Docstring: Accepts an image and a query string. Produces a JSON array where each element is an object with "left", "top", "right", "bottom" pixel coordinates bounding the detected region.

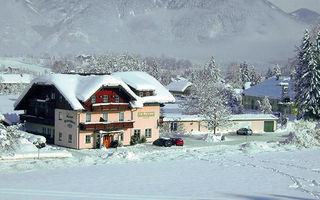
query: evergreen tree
[
  {"left": 148, "top": 60, "right": 161, "bottom": 81},
  {"left": 239, "top": 61, "right": 250, "bottom": 84},
  {"left": 295, "top": 30, "right": 320, "bottom": 120},
  {"left": 274, "top": 64, "right": 282, "bottom": 79},
  {"left": 257, "top": 96, "right": 272, "bottom": 114},
  {"left": 265, "top": 68, "right": 274, "bottom": 79}
]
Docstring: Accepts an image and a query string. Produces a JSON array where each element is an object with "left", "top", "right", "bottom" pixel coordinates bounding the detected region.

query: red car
[{"left": 170, "top": 137, "right": 184, "bottom": 146}]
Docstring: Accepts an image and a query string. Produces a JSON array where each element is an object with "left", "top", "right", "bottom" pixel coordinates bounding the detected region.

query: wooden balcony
[
  {"left": 90, "top": 103, "right": 130, "bottom": 111},
  {"left": 79, "top": 121, "right": 134, "bottom": 131},
  {"left": 20, "top": 114, "right": 54, "bottom": 126}
]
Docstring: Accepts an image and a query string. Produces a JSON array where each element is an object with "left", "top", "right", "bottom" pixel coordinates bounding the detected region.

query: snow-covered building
[
  {"left": 14, "top": 72, "right": 175, "bottom": 149},
  {"left": 162, "top": 113, "right": 278, "bottom": 133},
  {"left": 0, "top": 73, "right": 34, "bottom": 94},
  {"left": 242, "top": 76, "right": 295, "bottom": 114},
  {"left": 166, "top": 79, "right": 192, "bottom": 96}
]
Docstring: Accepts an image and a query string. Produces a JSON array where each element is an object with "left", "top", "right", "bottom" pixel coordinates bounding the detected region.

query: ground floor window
[
  {"left": 68, "top": 134, "right": 72, "bottom": 143},
  {"left": 59, "top": 132, "right": 62, "bottom": 141},
  {"left": 119, "top": 132, "right": 124, "bottom": 141},
  {"left": 85, "top": 135, "right": 91, "bottom": 143},
  {"left": 170, "top": 122, "right": 177, "bottom": 132},
  {"left": 145, "top": 128, "right": 152, "bottom": 138},
  {"left": 134, "top": 129, "right": 141, "bottom": 139}
]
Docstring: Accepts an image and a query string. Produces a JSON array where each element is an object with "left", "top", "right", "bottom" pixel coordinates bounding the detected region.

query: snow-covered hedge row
[
  {"left": 0, "top": 123, "right": 46, "bottom": 155},
  {"left": 284, "top": 120, "right": 320, "bottom": 147}
]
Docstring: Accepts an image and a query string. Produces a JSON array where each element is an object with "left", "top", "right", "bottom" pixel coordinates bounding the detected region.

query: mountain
[
  {"left": 290, "top": 8, "right": 320, "bottom": 25},
  {"left": 0, "top": 0, "right": 309, "bottom": 62}
]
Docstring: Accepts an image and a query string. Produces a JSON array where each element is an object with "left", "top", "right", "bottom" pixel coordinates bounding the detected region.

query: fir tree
[
  {"left": 295, "top": 30, "right": 320, "bottom": 120},
  {"left": 257, "top": 96, "right": 272, "bottom": 114}
]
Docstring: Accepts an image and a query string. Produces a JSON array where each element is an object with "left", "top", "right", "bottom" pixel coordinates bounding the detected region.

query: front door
[{"left": 103, "top": 135, "right": 112, "bottom": 148}]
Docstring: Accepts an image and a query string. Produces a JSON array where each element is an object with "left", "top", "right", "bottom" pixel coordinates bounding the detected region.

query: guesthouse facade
[{"left": 14, "top": 72, "right": 175, "bottom": 149}]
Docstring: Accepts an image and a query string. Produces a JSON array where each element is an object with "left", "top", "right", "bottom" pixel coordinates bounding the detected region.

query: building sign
[
  {"left": 137, "top": 112, "right": 155, "bottom": 118},
  {"left": 64, "top": 113, "right": 75, "bottom": 128}
]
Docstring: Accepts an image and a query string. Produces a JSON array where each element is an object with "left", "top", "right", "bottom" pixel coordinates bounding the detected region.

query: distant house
[
  {"left": 14, "top": 72, "right": 175, "bottom": 149},
  {"left": 166, "top": 79, "right": 192, "bottom": 97},
  {"left": 242, "top": 76, "right": 295, "bottom": 115},
  {"left": 0, "top": 73, "right": 33, "bottom": 94}
]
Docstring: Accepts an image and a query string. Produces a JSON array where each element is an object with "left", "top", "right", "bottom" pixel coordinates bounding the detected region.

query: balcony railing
[
  {"left": 79, "top": 120, "right": 134, "bottom": 131},
  {"left": 20, "top": 114, "right": 54, "bottom": 126},
  {"left": 90, "top": 103, "right": 130, "bottom": 111}
]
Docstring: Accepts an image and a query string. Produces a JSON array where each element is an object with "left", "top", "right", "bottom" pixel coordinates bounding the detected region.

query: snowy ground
[{"left": 0, "top": 130, "right": 320, "bottom": 199}]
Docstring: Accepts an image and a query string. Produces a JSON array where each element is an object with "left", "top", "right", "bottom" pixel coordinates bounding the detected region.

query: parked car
[
  {"left": 153, "top": 138, "right": 172, "bottom": 147},
  {"left": 236, "top": 128, "right": 253, "bottom": 135},
  {"left": 170, "top": 137, "right": 184, "bottom": 146}
]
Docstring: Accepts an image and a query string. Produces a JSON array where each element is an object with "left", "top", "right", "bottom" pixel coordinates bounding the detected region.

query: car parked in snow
[
  {"left": 170, "top": 137, "right": 184, "bottom": 146},
  {"left": 236, "top": 128, "right": 253, "bottom": 135},
  {"left": 153, "top": 138, "right": 172, "bottom": 147}
]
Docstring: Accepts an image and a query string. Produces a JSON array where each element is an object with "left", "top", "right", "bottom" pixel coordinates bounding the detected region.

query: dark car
[
  {"left": 236, "top": 128, "right": 253, "bottom": 135},
  {"left": 153, "top": 138, "right": 172, "bottom": 147},
  {"left": 170, "top": 137, "right": 184, "bottom": 146}
]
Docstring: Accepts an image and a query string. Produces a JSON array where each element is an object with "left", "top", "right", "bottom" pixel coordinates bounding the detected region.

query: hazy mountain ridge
[
  {"left": 0, "top": 0, "right": 309, "bottom": 62},
  {"left": 290, "top": 8, "right": 320, "bottom": 25}
]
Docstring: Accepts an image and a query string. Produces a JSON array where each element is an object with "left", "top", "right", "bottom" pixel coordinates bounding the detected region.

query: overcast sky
[{"left": 268, "top": 0, "right": 320, "bottom": 13}]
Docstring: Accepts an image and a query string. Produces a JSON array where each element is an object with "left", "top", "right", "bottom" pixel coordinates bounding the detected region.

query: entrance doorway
[{"left": 103, "top": 135, "right": 113, "bottom": 148}]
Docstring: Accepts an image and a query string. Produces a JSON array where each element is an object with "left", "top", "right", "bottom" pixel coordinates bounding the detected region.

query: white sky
[{"left": 268, "top": 0, "right": 320, "bottom": 13}]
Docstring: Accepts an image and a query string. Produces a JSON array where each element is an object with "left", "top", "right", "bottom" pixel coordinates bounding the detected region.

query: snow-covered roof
[
  {"left": 15, "top": 74, "right": 142, "bottom": 110},
  {"left": 163, "top": 114, "right": 204, "bottom": 122},
  {"left": 166, "top": 80, "right": 192, "bottom": 93},
  {"left": 15, "top": 72, "right": 175, "bottom": 111},
  {"left": 229, "top": 114, "right": 278, "bottom": 121},
  {"left": 163, "top": 113, "right": 278, "bottom": 122},
  {"left": 0, "top": 74, "right": 33, "bottom": 84},
  {"left": 112, "top": 71, "right": 175, "bottom": 104},
  {"left": 243, "top": 77, "right": 294, "bottom": 100}
]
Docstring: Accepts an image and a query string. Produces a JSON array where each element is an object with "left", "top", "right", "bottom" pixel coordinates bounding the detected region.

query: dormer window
[
  {"left": 103, "top": 95, "right": 108, "bottom": 103},
  {"left": 139, "top": 92, "right": 143, "bottom": 97},
  {"left": 91, "top": 96, "right": 96, "bottom": 104},
  {"left": 115, "top": 95, "right": 119, "bottom": 103}
]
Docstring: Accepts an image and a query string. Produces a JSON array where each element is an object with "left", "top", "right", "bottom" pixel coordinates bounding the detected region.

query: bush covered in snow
[
  {"left": 284, "top": 120, "right": 320, "bottom": 147},
  {"left": 0, "top": 124, "right": 20, "bottom": 153}
]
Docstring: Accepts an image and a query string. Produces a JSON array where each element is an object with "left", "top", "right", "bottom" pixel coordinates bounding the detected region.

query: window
[
  {"left": 42, "top": 127, "right": 46, "bottom": 134},
  {"left": 170, "top": 122, "right": 177, "bottom": 132},
  {"left": 119, "top": 112, "right": 124, "bottom": 121},
  {"left": 131, "top": 111, "right": 133, "bottom": 120},
  {"left": 59, "top": 132, "right": 62, "bottom": 141},
  {"left": 59, "top": 112, "right": 62, "bottom": 120},
  {"left": 91, "top": 96, "right": 96, "bottom": 104},
  {"left": 115, "top": 95, "right": 119, "bottom": 103},
  {"left": 102, "top": 113, "right": 108, "bottom": 121},
  {"left": 85, "top": 135, "right": 91, "bottom": 143},
  {"left": 119, "top": 132, "right": 124, "bottom": 141},
  {"left": 145, "top": 128, "right": 152, "bottom": 138},
  {"left": 139, "top": 91, "right": 143, "bottom": 97},
  {"left": 68, "top": 134, "right": 72, "bottom": 143},
  {"left": 51, "top": 92, "right": 55, "bottom": 100},
  {"left": 146, "top": 92, "right": 150, "bottom": 96},
  {"left": 134, "top": 129, "right": 141, "bottom": 139},
  {"left": 86, "top": 113, "right": 91, "bottom": 122},
  {"left": 103, "top": 95, "right": 108, "bottom": 103},
  {"left": 59, "top": 94, "right": 63, "bottom": 102}
]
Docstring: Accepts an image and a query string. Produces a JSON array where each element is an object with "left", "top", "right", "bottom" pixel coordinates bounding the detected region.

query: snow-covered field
[
  {"left": 0, "top": 57, "right": 50, "bottom": 74},
  {"left": 0, "top": 127, "right": 320, "bottom": 199}
]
